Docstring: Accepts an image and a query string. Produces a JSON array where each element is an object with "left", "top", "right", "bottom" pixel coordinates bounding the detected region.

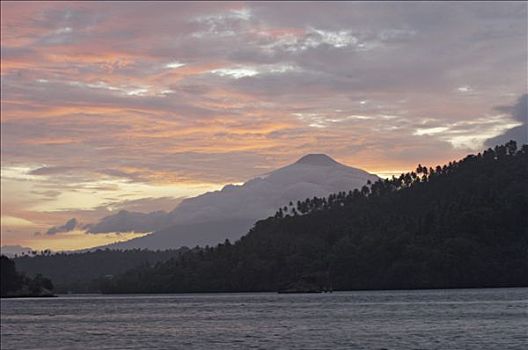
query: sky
[{"left": 1, "top": 1, "right": 527, "bottom": 251}]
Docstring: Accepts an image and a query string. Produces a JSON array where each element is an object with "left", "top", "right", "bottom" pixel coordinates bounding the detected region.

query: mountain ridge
[
  {"left": 294, "top": 154, "right": 340, "bottom": 166},
  {"left": 100, "top": 141, "right": 528, "bottom": 293},
  {"left": 13, "top": 142, "right": 527, "bottom": 293},
  {"left": 89, "top": 154, "right": 378, "bottom": 250}
]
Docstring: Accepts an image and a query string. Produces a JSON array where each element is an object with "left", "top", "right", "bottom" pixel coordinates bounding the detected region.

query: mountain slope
[
  {"left": 14, "top": 249, "right": 186, "bottom": 293},
  {"left": 95, "top": 154, "right": 378, "bottom": 250},
  {"left": 101, "top": 142, "right": 528, "bottom": 293}
]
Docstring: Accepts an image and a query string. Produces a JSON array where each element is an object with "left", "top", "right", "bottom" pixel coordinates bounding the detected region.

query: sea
[{"left": 1, "top": 288, "right": 527, "bottom": 349}]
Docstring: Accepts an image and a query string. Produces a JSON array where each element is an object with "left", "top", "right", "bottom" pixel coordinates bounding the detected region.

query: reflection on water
[{"left": 1, "top": 288, "right": 527, "bottom": 349}]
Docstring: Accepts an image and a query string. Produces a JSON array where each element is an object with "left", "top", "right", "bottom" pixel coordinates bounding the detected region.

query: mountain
[
  {"left": 100, "top": 141, "right": 528, "bottom": 293},
  {"left": 93, "top": 154, "right": 379, "bottom": 250},
  {"left": 0, "top": 245, "right": 33, "bottom": 258},
  {"left": 1, "top": 256, "right": 54, "bottom": 298},
  {"left": 14, "top": 249, "right": 186, "bottom": 293}
]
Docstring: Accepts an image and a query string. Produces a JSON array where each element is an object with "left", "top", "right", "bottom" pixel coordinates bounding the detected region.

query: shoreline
[
  {"left": 3, "top": 286, "right": 525, "bottom": 298},
  {"left": 1, "top": 294, "right": 56, "bottom": 299}
]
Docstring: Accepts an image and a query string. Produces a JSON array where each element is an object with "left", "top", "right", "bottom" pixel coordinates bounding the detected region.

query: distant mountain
[
  {"left": 101, "top": 141, "right": 528, "bottom": 293},
  {"left": 94, "top": 154, "right": 379, "bottom": 250},
  {"left": 14, "top": 249, "right": 186, "bottom": 293},
  {"left": 0, "top": 245, "right": 33, "bottom": 258}
]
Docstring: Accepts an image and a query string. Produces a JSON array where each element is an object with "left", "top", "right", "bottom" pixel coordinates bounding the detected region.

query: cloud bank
[{"left": 46, "top": 218, "right": 78, "bottom": 235}]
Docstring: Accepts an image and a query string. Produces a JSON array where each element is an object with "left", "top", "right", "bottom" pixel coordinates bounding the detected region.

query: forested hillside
[
  {"left": 14, "top": 249, "right": 187, "bottom": 293},
  {"left": 1, "top": 256, "right": 54, "bottom": 297},
  {"left": 101, "top": 141, "right": 528, "bottom": 293}
]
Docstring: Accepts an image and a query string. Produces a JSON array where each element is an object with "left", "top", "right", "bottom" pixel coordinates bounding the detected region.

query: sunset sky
[{"left": 1, "top": 1, "right": 526, "bottom": 251}]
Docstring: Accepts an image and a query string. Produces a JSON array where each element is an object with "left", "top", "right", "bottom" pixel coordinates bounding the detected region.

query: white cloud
[
  {"left": 54, "top": 27, "right": 73, "bottom": 35},
  {"left": 260, "top": 27, "right": 383, "bottom": 53},
  {"left": 230, "top": 8, "right": 252, "bottom": 21},
  {"left": 191, "top": 8, "right": 252, "bottom": 38},
  {"left": 126, "top": 88, "right": 149, "bottom": 96},
  {"left": 211, "top": 67, "right": 259, "bottom": 79},
  {"left": 347, "top": 115, "right": 374, "bottom": 120},
  {"left": 1, "top": 216, "right": 37, "bottom": 228},
  {"left": 210, "top": 64, "right": 299, "bottom": 79},
  {"left": 308, "top": 123, "right": 326, "bottom": 128},
  {"left": 66, "top": 80, "right": 157, "bottom": 97},
  {"left": 457, "top": 86, "right": 472, "bottom": 93},
  {"left": 68, "top": 80, "right": 120, "bottom": 91},
  {"left": 308, "top": 28, "right": 358, "bottom": 48},
  {"left": 165, "top": 61, "right": 186, "bottom": 69},
  {"left": 446, "top": 117, "right": 522, "bottom": 149},
  {"left": 413, "top": 127, "right": 450, "bottom": 136},
  {"left": 414, "top": 114, "right": 523, "bottom": 149}
]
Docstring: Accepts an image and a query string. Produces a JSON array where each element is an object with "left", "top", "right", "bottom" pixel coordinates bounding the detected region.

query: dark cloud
[
  {"left": 29, "top": 166, "right": 80, "bottom": 176},
  {"left": 485, "top": 94, "right": 528, "bottom": 147},
  {"left": 496, "top": 94, "right": 528, "bottom": 124},
  {"left": 46, "top": 218, "right": 78, "bottom": 235},
  {"left": 86, "top": 210, "right": 169, "bottom": 234}
]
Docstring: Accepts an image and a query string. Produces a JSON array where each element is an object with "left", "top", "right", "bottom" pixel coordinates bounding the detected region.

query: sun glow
[{"left": 27, "top": 231, "right": 150, "bottom": 251}]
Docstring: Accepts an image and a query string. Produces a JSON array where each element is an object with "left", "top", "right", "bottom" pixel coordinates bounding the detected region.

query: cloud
[
  {"left": 78, "top": 197, "right": 184, "bottom": 234},
  {"left": 29, "top": 166, "right": 80, "bottom": 176},
  {"left": 1, "top": 2, "right": 526, "bottom": 250},
  {"left": 107, "top": 196, "right": 185, "bottom": 213},
  {"left": 83, "top": 155, "right": 379, "bottom": 240},
  {"left": 85, "top": 210, "right": 169, "bottom": 234},
  {"left": 485, "top": 94, "right": 528, "bottom": 147},
  {"left": 30, "top": 190, "right": 62, "bottom": 199},
  {"left": 46, "top": 218, "right": 78, "bottom": 235}
]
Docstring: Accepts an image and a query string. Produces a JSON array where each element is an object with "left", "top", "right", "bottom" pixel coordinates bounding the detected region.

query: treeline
[
  {"left": 101, "top": 141, "right": 528, "bottom": 293},
  {"left": 1, "top": 255, "right": 54, "bottom": 297},
  {"left": 14, "top": 248, "right": 187, "bottom": 293}
]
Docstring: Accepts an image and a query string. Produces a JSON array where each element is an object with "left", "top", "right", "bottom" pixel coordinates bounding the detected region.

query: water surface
[{"left": 1, "top": 288, "right": 527, "bottom": 349}]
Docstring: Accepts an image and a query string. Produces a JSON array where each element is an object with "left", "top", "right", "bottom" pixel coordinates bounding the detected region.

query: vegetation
[
  {"left": 14, "top": 248, "right": 187, "bottom": 293},
  {"left": 100, "top": 141, "right": 528, "bottom": 293},
  {"left": 1, "top": 255, "right": 54, "bottom": 297}
]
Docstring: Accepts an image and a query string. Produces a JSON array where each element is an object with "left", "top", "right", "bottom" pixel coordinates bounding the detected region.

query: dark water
[{"left": 1, "top": 288, "right": 527, "bottom": 349}]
